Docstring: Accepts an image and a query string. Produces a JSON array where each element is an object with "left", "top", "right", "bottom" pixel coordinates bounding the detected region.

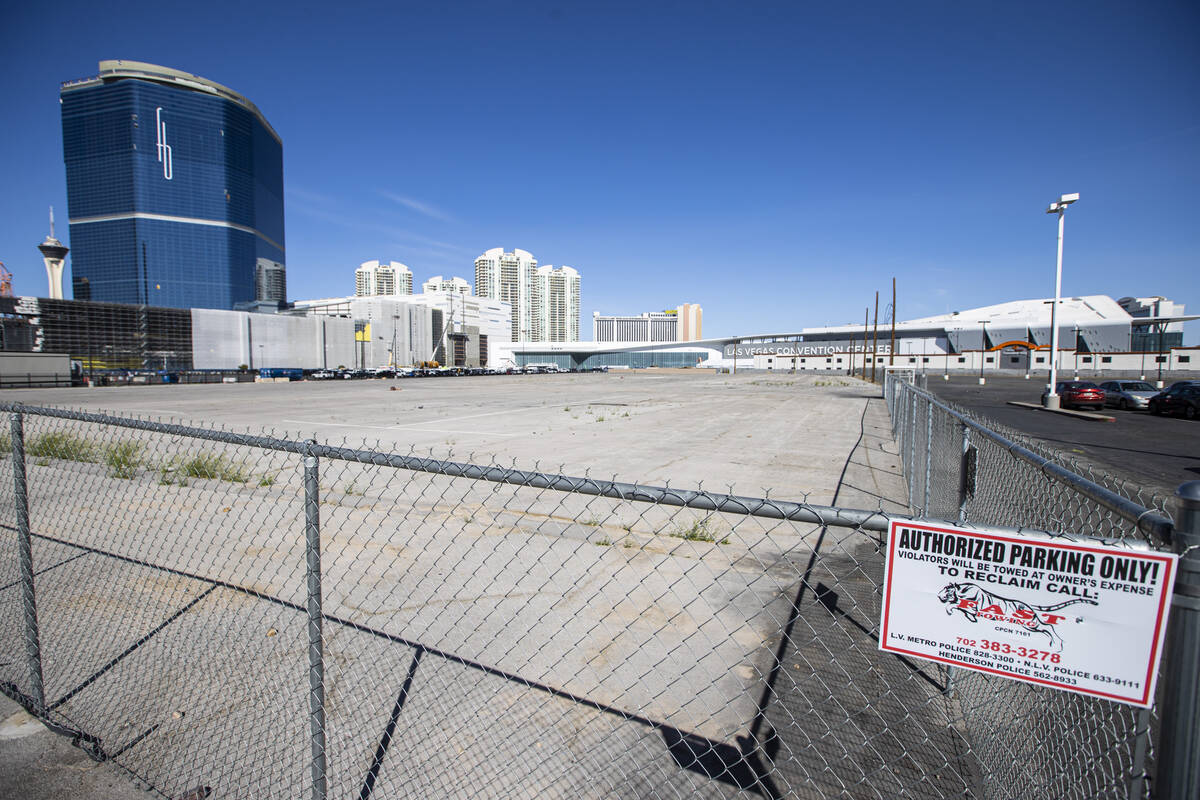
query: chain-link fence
[
  {"left": 884, "top": 373, "right": 1197, "bottom": 800},
  {"left": 0, "top": 391, "right": 1196, "bottom": 799}
]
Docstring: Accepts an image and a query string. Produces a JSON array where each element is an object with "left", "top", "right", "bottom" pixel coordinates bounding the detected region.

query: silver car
[{"left": 1099, "top": 380, "right": 1158, "bottom": 410}]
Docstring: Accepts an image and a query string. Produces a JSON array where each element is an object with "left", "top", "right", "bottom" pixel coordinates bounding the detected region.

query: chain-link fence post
[
  {"left": 304, "top": 448, "right": 328, "bottom": 800},
  {"left": 906, "top": 388, "right": 917, "bottom": 509},
  {"left": 957, "top": 423, "right": 971, "bottom": 524},
  {"left": 891, "top": 378, "right": 900, "bottom": 436},
  {"left": 1157, "top": 481, "right": 1200, "bottom": 800},
  {"left": 922, "top": 397, "right": 933, "bottom": 515},
  {"left": 10, "top": 410, "right": 45, "bottom": 716},
  {"left": 943, "top": 422, "right": 974, "bottom": 698},
  {"left": 1127, "top": 706, "right": 1151, "bottom": 800}
]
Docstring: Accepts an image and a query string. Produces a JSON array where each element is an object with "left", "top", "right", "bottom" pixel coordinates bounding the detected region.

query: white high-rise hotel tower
[
  {"left": 355, "top": 260, "right": 413, "bottom": 296},
  {"left": 474, "top": 248, "right": 580, "bottom": 342}
]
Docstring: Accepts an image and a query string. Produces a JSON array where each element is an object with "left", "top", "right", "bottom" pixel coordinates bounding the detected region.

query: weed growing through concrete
[
  {"left": 0, "top": 434, "right": 10, "bottom": 455},
  {"left": 595, "top": 537, "right": 612, "bottom": 546},
  {"left": 104, "top": 441, "right": 142, "bottom": 479},
  {"left": 27, "top": 431, "right": 97, "bottom": 463},
  {"left": 258, "top": 474, "right": 276, "bottom": 487},
  {"left": 582, "top": 516, "right": 604, "bottom": 527},
  {"left": 180, "top": 453, "right": 250, "bottom": 483},
  {"left": 669, "top": 517, "right": 726, "bottom": 543},
  {"left": 158, "top": 464, "right": 183, "bottom": 486}
]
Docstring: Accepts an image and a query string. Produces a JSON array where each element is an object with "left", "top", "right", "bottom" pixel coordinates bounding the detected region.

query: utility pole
[
  {"left": 889, "top": 277, "right": 896, "bottom": 367},
  {"left": 860, "top": 307, "right": 869, "bottom": 379},
  {"left": 871, "top": 291, "right": 879, "bottom": 383},
  {"left": 391, "top": 315, "right": 398, "bottom": 368}
]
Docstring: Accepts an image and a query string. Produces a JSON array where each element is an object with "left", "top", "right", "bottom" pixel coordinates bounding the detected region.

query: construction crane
[{"left": 0, "top": 262, "right": 12, "bottom": 297}]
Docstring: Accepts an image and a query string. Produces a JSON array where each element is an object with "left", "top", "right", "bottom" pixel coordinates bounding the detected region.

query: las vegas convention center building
[{"left": 501, "top": 295, "right": 1197, "bottom": 376}]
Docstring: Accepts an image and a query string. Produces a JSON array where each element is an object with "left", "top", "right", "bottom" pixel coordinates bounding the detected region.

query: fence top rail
[
  {"left": 887, "top": 377, "right": 1176, "bottom": 544},
  {"left": 3, "top": 399, "right": 1165, "bottom": 550}
]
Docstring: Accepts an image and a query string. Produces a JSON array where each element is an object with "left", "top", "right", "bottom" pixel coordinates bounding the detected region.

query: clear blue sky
[{"left": 2, "top": 0, "right": 1198, "bottom": 341}]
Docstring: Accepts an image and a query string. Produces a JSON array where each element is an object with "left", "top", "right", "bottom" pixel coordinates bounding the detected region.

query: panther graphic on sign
[{"left": 937, "top": 582, "right": 1097, "bottom": 651}]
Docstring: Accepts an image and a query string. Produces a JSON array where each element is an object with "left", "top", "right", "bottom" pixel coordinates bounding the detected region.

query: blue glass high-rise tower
[{"left": 61, "top": 60, "right": 285, "bottom": 310}]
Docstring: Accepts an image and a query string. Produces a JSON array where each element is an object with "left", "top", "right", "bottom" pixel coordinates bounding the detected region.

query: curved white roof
[{"left": 62, "top": 60, "right": 281, "bottom": 144}]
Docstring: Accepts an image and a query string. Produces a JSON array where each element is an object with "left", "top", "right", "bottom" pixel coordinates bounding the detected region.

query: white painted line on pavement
[
  {"left": 282, "top": 419, "right": 395, "bottom": 430},
  {"left": 282, "top": 419, "right": 518, "bottom": 437},
  {"left": 403, "top": 404, "right": 550, "bottom": 425},
  {"left": 390, "top": 427, "right": 518, "bottom": 437}
]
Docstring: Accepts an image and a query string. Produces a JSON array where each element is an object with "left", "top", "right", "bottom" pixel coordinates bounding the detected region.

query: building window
[
  {"left": 1101, "top": 357, "right": 1112, "bottom": 363},
  {"left": 922, "top": 357, "right": 929, "bottom": 363},
  {"left": 957, "top": 357, "right": 965, "bottom": 363},
  {"left": 1156, "top": 356, "right": 1167, "bottom": 363},
  {"left": 826, "top": 358, "right": 831, "bottom": 363},
  {"left": 1010, "top": 357, "right": 1019, "bottom": 363},
  {"left": 985, "top": 357, "right": 994, "bottom": 363},
  {"left": 1036, "top": 357, "right": 1045, "bottom": 364},
  {"left": 1082, "top": 356, "right": 1092, "bottom": 363},
  {"left": 908, "top": 357, "right": 916, "bottom": 363},
  {"left": 836, "top": 358, "right": 842, "bottom": 363},
  {"left": 1180, "top": 356, "right": 1191, "bottom": 363}
]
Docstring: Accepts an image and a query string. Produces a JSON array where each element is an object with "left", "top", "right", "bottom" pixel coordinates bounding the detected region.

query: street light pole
[
  {"left": 978, "top": 321, "right": 989, "bottom": 385},
  {"left": 1140, "top": 333, "right": 1147, "bottom": 381},
  {"left": 1073, "top": 325, "right": 1080, "bottom": 380},
  {"left": 1158, "top": 323, "right": 1166, "bottom": 388},
  {"left": 1044, "top": 193, "right": 1079, "bottom": 409}
]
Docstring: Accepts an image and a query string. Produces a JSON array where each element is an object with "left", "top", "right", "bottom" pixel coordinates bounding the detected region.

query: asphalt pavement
[{"left": 922, "top": 373, "right": 1200, "bottom": 500}]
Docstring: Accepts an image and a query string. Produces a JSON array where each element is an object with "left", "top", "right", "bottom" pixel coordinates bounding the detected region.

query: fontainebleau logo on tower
[{"left": 155, "top": 107, "right": 173, "bottom": 180}]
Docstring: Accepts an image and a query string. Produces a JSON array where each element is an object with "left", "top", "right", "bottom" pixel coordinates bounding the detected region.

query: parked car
[
  {"left": 1042, "top": 381, "right": 1105, "bottom": 410},
  {"left": 1148, "top": 381, "right": 1200, "bottom": 418},
  {"left": 1098, "top": 380, "right": 1158, "bottom": 411}
]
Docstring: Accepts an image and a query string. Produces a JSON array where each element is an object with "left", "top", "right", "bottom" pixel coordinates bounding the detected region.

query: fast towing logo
[
  {"left": 937, "top": 582, "right": 1096, "bottom": 651},
  {"left": 155, "top": 107, "right": 173, "bottom": 180}
]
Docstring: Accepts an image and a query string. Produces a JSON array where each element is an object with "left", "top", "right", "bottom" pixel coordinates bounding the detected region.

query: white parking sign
[{"left": 879, "top": 520, "right": 1177, "bottom": 707}]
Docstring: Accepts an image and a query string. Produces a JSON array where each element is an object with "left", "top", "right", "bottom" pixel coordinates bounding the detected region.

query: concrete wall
[
  {"left": 191, "top": 309, "right": 355, "bottom": 370},
  {"left": 758, "top": 346, "right": 1200, "bottom": 376},
  {"left": 346, "top": 299, "right": 435, "bottom": 368},
  {"left": 294, "top": 295, "right": 509, "bottom": 369}
]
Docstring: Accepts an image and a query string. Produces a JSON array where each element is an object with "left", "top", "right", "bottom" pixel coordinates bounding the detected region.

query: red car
[{"left": 1045, "top": 381, "right": 1105, "bottom": 410}]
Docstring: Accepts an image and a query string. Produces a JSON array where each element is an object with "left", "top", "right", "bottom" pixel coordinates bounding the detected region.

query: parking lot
[
  {"left": 923, "top": 374, "right": 1200, "bottom": 499},
  {"left": 2, "top": 371, "right": 945, "bottom": 799},
  {"left": 6, "top": 370, "right": 892, "bottom": 501}
]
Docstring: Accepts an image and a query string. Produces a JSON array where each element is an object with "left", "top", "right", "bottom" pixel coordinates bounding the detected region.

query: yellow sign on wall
[{"left": 354, "top": 323, "right": 372, "bottom": 342}]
